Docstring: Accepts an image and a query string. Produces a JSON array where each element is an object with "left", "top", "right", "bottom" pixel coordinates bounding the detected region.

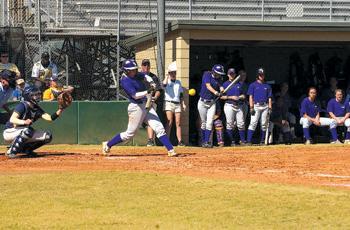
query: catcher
[{"left": 3, "top": 85, "right": 72, "bottom": 158}]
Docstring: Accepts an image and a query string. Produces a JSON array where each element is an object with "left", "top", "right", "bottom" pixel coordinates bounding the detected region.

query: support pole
[
  {"left": 157, "top": 0, "right": 165, "bottom": 82},
  {"left": 116, "top": 0, "right": 121, "bottom": 100}
]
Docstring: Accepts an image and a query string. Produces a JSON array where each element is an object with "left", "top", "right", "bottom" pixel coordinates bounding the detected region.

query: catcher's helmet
[
  {"left": 23, "top": 85, "right": 41, "bottom": 105},
  {"left": 212, "top": 64, "right": 225, "bottom": 75},
  {"left": 122, "top": 59, "right": 138, "bottom": 71}
]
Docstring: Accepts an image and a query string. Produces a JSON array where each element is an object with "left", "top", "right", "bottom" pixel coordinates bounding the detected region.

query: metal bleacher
[{"left": 57, "top": 0, "right": 350, "bottom": 37}]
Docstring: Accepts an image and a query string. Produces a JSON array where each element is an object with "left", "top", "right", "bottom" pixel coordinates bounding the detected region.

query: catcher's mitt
[{"left": 57, "top": 92, "right": 73, "bottom": 109}]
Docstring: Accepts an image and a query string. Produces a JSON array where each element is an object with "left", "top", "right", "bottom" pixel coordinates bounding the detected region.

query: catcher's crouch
[{"left": 3, "top": 85, "right": 68, "bottom": 158}]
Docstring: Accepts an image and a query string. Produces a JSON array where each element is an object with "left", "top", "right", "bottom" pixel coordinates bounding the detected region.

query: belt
[
  {"left": 200, "top": 98, "right": 214, "bottom": 103},
  {"left": 255, "top": 102, "right": 267, "bottom": 106},
  {"left": 166, "top": 100, "right": 180, "bottom": 104}
]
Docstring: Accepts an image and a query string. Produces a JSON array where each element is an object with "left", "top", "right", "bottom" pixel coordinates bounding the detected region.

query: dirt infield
[{"left": 0, "top": 144, "right": 350, "bottom": 189}]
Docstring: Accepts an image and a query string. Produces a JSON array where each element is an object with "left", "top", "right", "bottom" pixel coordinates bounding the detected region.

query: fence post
[
  {"left": 189, "top": 0, "right": 192, "bottom": 20},
  {"left": 60, "top": 0, "right": 63, "bottom": 26},
  {"left": 116, "top": 0, "right": 121, "bottom": 101},
  {"left": 37, "top": 0, "right": 42, "bottom": 45},
  {"left": 329, "top": 0, "right": 333, "bottom": 22},
  {"left": 261, "top": 0, "right": 265, "bottom": 21},
  {"left": 56, "top": 0, "right": 59, "bottom": 26}
]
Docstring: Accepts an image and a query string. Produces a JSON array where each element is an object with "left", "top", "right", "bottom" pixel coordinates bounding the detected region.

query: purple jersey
[
  {"left": 247, "top": 81, "right": 272, "bottom": 104},
  {"left": 300, "top": 97, "right": 320, "bottom": 118},
  {"left": 327, "top": 98, "right": 349, "bottom": 117},
  {"left": 199, "top": 71, "right": 222, "bottom": 100},
  {"left": 223, "top": 80, "right": 244, "bottom": 104},
  {"left": 121, "top": 72, "right": 147, "bottom": 104}
]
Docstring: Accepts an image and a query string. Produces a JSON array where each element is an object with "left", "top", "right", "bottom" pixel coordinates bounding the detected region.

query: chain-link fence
[{"left": 1, "top": 0, "right": 350, "bottom": 100}]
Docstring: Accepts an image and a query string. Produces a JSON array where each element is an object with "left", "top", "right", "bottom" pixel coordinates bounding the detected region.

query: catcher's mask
[{"left": 23, "top": 85, "right": 42, "bottom": 105}]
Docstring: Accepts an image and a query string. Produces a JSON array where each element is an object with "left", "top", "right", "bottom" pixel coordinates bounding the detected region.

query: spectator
[
  {"left": 163, "top": 61, "right": 186, "bottom": 146},
  {"left": 320, "top": 77, "right": 338, "bottom": 108},
  {"left": 0, "top": 49, "right": 21, "bottom": 78},
  {"left": 140, "top": 59, "right": 162, "bottom": 147},
  {"left": 43, "top": 76, "right": 74, "bottom": 101},
  {"left": 299, "top": 87, "right": 336, "bottom": 144},
  {"left": 31, "top": 52, "right": 58, "bottom": 92},
  {"left": 12, "top": 78, "right": 27, "bottom": 101},
  {"left": 0, "top": 70, "right": 15, "bottom": 124}
]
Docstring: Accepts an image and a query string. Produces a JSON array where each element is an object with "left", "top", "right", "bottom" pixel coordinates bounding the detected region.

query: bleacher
[{"left": 51, "top": 0, "right": 350, "bottom": 37}]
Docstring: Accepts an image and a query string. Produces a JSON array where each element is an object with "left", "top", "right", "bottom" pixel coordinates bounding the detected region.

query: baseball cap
[
  {"left": 0, "top": 70, "right": 13, "bottom": 80},
  {"left": 141, "top": 59, "right": 150, "bottom": 66},
  {"left": 227, "top": 68, "right": 236, "bottom": 75},
  {"left": 16, "top": 78, "right": 25, "bottom": 85},
  {"left": 257, "top": 68, "right": 265, "bottom": 75},
  {"left": 41, "top": 52, "right": 50, "bottom": 59}
]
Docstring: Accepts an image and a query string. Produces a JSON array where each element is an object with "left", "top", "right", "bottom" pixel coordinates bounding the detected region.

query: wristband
[{"left": 51, "top": 112, "right": 59, "bottom": 121}]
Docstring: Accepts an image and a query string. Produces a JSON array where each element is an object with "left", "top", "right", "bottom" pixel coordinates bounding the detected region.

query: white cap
[{"left": 167, "top": 61, "right": 177, "bottom": 73}]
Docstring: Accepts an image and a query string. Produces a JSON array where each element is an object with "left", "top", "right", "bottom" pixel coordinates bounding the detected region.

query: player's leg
[
  {"left": 288, "top": 112, "right": 297, "bottom": 139},
  {"left": 174, "top": 109, "right": 184, "bottom": 146},
  {"left": 247, "top": 106, "right": 262, "bottom": 144},
  {"left": 147, "top": 126, "right": 155, "bottom": 147},
  {"left": 281, "top": 122, "right": 292, "bottom": 144},
  {"left": 165, "top": 110, "right": 174, "bottom": 137},
  {"left": 260, "top": 106, "right": 269, "bottom": 144},
  {"left": 320, "top": 117, "right": 338, "bottom": 143},
  {"left": 146, "top": 107, "right": 177, "bottom": 156},
  {"left": 197, "top": 100, "right": 208, "bottom": 145},
  {"left": 224, "top": 103, "right": 235, "bottom": 145},
  {"left": 299, "top": 117, "right": 313, "bottom": 143},
  {"left": 103, "top": 103, "right": 146, "bottom": 154},
  {"left": 5, "top": 127, "right": 34, "bottom": 158},
  {"left": 344, "top": 118, "right": 350, "bottom": 143},
  {"left": 236, "top": 106, "right": 246, "bottom": 144},
  {"left": 22, "top": 130, "right": 53, "bottom": 155},
  {"left": 203, "top": 103, "right": 216, "bottom": 147}
]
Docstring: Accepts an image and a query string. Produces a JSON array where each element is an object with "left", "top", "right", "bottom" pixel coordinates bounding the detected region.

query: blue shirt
[
  {"left": 5, "top": 102, "right": 45, "bottom": 129},
  {"left": 247, "top": 81, "right": 272, "bottom": 104},
  {"left": 199, "top": 71, "right": 222, "bottom": 100},
  {"left": 327, "top": 98, "right": 349, "bottom": 117},
  {"left": 0, "top": 83, "right": 14, "bottom": 107},
  {"left": 300, "top": 97, "right": 320, "bottom": 118},
  {"left": 120, "top": 72, "right": 148, "bottom": 104},
  {"left": 223, "top": 80, "right": 244, "bottom": 105}
]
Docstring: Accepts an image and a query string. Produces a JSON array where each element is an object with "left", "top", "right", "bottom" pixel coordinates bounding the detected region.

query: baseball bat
[
  {"left": 264, "top": 110, "right": 271, "bottom": 145},
  {"left": 209, "top": 75, "right": 241, "bottom": 106},
  {"left": 145, "top": 93, "right": 153, "bottom": 110}
]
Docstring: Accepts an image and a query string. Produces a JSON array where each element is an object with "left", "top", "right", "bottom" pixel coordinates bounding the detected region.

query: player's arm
[
  {"left": 10, "top": 111, "right": 32, "bottom": 126},
  {"left": 205, "top": 83, "right": 220, "bottom": 96},
  {"left": 41, "top": 108, "right": 64, "bottom": 122},
  {"left": 162, "top": 74, "right": 169, "bottom": 86},
  {"left": 268, "top": 97, "right": 272, "bottom": 110}
]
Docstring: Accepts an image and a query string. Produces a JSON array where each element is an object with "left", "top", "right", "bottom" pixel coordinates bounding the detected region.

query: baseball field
[{"left": 1, "top": 144, "right": 350, "bottom": 229}]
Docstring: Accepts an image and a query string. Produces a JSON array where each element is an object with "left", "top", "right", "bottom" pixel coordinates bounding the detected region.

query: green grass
[{"left": 0, "top": 172, "right": 350, "bottom": 229}]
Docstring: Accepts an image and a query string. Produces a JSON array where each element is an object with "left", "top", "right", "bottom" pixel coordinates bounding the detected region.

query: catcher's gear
[
  {"left": 57, "top": 92, "right": 73, "bottom": 109},
  {"left": 7, "top": 127, "right": 34, "bottom": 155},
  {"left": 23, "top": 86, "right": 42, "bottom": 105}
]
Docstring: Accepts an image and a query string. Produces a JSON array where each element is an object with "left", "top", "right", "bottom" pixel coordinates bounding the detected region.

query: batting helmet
[
  {"left": 23, "top": 85, "right": 41, "bottom": 105},
  {"left": 212, "top": 64, "right": 225, "bottom": 75},
  {"left": 257, "top": 67, "right": 265, "bottom": 76},
  {"left": 122, "top": 59, "right": 138, "bottom": 71}
]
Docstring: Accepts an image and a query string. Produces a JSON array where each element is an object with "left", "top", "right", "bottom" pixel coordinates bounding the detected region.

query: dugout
[{"left": 126, "top": 20, "right": 350, "bottom": 145}]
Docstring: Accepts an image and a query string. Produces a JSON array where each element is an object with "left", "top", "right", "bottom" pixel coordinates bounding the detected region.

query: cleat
[
  {"left": 24, "top": 150, "right": 38, "bottom": 157},
  {"left": 305, "top": 140, "right": 311, "bottom": 145},
  {"left": 5, "top": 149, "right": 17, "bottom": 159},
  {"left": 202, "top": 142, "right": 212, "bottom": 148},
  {"left": 344, "top": 140, "right": 350, "bottom": 144},
  {"left": 239, "top": 141, "right": 247, "bottom": 146},
  {"left": 167, "top": 149, "right": 178, "bottom": 157},
  {"left": 178, "top": 141, "right": 186, "bottom": 147},
  {"left": 102, "top": 141, "right": 110, "bottom": 156},
  {"left": 230, "top": 141, "right": 236, "bottom": 147},
  {"left": 218, "top": 142, "right": 224, "bottom": 147},
  {"left": 330, "top": 140, "right": 342, "bottom": 144},
  {"left": 146, "top": 139, "right": 155, "bottom": 147}
]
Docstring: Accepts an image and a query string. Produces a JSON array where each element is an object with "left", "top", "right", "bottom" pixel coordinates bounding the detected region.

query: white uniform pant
[
  {"left": 197, "top": 99, "right": 216, "bottom": 131},
  {"left": 3, "top": 127, "right": 48, "bottom": 143},
  {"left": 329, "top": 117, "right": 350, "bottom": 131},
  {"left": 299, "top": 117, "right": 335, "bottom": 128},
  {"left": 120, "top": 102, "right": 166, "bottom": 141},
  {"left": 248, "top": 104, "right": 269, "bottom": 131},
  {"left": 224, "top": 103, "right": 245, "bottom": 130}
]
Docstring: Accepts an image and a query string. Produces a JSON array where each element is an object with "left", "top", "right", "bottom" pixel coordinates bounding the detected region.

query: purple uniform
[
  {"left": 200, "top": 71, "right": 222, "bottom": 100},
  {"left": 247, "top": 81, "right": 272, "bottom": 103},
  {"left": 327, "top": 98, "right": 349, "bottom": 117},
  {"left": 121, "top": 72, "right": 148, "bottom": 104},
  {"left": 300, "top": 97, "right": 320, "bottom": 118},
  {"left": 223, "top": 81, "right": 244, "bottom": 105}
]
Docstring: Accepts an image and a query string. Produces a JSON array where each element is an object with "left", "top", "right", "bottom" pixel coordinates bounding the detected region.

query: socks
[
  {"left": 260, "top": 130, "right": 266, "bottom": 143},
  {"left": 201, "top": 129, "right": 205, "bottom": 144},
  {"left": 239, "top": 130, "right": 246, "bottom": 143},
  {"left": 247, "top": 129, "right": 254, "bottom": 143},
  {"left": 159, "top": 135, "right": 173, "bottom": 151},
  {"left": 226, "top": 129, "right": 233, "bottom": 142},
  {"left": 346, "top": 131, "right": 350, "bottom": 140},
  {"left": 303, "top": 128, "right": 311, "bottom": 140},
  {"left": 204, "top": 129, "right": 211, "bottom": 143},
  {"left": 330, "top": 128, "right": 338, "bottom": 142},
  {"left": 107, "top": 134, "right": 122, "bottom": 148}
]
